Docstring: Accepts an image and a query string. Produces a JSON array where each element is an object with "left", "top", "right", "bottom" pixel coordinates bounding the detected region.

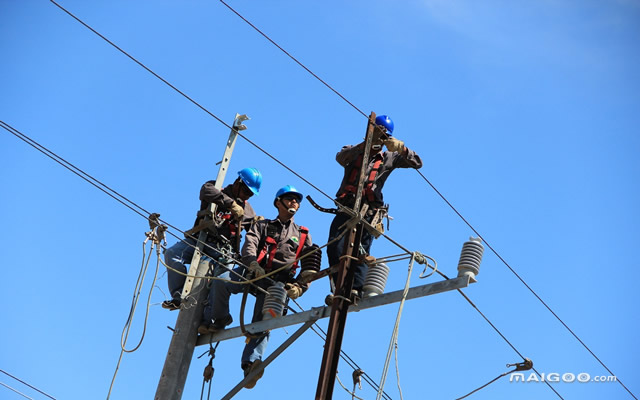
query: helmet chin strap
[{"left": 279, "top": 198, "right": 297, "bottom": 215}]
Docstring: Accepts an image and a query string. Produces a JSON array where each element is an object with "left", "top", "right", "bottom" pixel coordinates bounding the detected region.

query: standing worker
[
  {"left": 202, "top": 185, "right": 320, "bottom": 389},
  {"left": 161, "top": 168, "right": 262, "bottom": 310},
  {"left": 326, "top": 115, "right": 422, "bottom": 299}
]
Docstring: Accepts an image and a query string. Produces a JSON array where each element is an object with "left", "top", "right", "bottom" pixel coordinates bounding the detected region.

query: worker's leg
[
  {"left": 352, "top": 228, "right": 374, "bottom": 293},
  {"left": 326, "top": 212, "right": 350, "bottom": 292},
  {"left": 164, "top": 238, "right": 196, "bottom": 297},
  {"left": 241, "top": 290, "right": 269, "bottom": 365},
  {"left": 204, "top": 264, "right": 245, "bottom": 324}
]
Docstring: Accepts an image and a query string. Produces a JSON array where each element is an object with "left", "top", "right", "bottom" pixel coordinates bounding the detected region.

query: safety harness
[
  {"left": 256, "top": 221, "right": 309, "bottom": 275},
  {"left": 338, "top": 152, "right": 383, "bottom": 203}
]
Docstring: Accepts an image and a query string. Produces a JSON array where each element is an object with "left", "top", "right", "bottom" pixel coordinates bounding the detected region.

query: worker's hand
[
  {"left": 285, "top": 283, "right": 304, "bottom": 299},
  {"left": 229, "top": 202, "right": 244, "bottom": 219},
  {"left": 296, "top": 269, "right": 318, "bottom": 284},
  {"left": 384, "top": 138, "right": 405, "bottom": 153},
  {"left": 362, "top": 255, "right": 377, "bottom": 267},
  {"left": 247, "top": 261, "right": 265, "bottom": 279}
]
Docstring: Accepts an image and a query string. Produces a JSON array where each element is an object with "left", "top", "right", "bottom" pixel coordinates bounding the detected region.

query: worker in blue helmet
[
  {"left": 162, "top": 168, "right": 263, "bottom": 310},
  {"left": 203, "top": 185, "right": 320, "bottom": 389},
  {"left": 327, "top": 114, "right": 422, "bottom": 301}
]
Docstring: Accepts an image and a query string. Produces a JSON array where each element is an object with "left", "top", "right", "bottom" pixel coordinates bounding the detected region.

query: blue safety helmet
[
  {"left": 375, "top": 115, "right": 394, "bottom": 136},
  {"left": 237, "top": 168, "right": 262, "bottom": 196},
  {"left": 275, "top": 185, "right": 304, "bottom": 203}
]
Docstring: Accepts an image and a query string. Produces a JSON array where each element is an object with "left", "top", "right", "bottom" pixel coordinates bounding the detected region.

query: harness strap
[
  {"left": 291, "top": 226, "right": 309, "bottom": 275},
  {"left": 339, "top": 154, "right": 383, "bottom": 202}
]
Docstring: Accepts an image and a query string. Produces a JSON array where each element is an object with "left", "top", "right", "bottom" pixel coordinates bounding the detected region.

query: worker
[
  {"left": 326, "top": 115, "right": 422, "bottom": 300},
  {"left": 161, "top": 168, "right": 262, "bottom": 310},
  {"left": 201, "top": 185, "right": 320, "bottom": 389}
]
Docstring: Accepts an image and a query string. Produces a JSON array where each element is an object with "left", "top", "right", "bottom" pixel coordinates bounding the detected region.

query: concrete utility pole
[
  {"left": 155, "top": 114, "right": 248, "bottom": 400},
  {"left": 315, "top": 112, "right": 377, "bottom": 400}
]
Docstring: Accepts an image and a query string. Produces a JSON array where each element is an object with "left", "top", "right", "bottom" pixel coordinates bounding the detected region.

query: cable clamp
[
  {"left": 352, "top": 368, "right": 363, "bottom": 390},
  {"left": 146, "top": 213, "right": 168, "bottom": 246},
  {"left": 507, "top": 358, "right": 533, "bottom": 371}
]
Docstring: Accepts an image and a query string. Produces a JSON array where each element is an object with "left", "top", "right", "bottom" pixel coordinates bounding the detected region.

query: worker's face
[
  {"left": 278, "top": 195, "right": 301, "bottom": 215},
  {"left": 236, "top": 180, "right": 254, "bottom": 201}
]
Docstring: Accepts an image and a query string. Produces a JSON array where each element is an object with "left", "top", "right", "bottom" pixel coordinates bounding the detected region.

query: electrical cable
[
  {"left": 218, "top": 0, "right": 368, "bottom": 119},
  {"left": 0, "top": 370, "right": 56, "bottom": 400},
  {"left": 2, "top": 118, "right": 534, "bottom": 400},
  {"left": 0, "top": 381, "right": 33, "bottom": 400},
  {"left": 376, "top": 253, "right": 415, "bottom": 400},
  {"left": 212, "top": 2, "right": 638, "bottom": 396},
  {"left": 432, "top": 270, "right": 565, "bottom": 399},
  {"left": 415, "top": 170, "right": 637, "bottom": 399},
  {"left": 107, "top": 238, "right": 162, "bottom": 399},
  {"left": 289, "top": 299, "right": 393, "bottom": 400},
  {"left": 2, "top": 118, "right": 391, "bottom": 399},
  {"left": 335, "top": 371, "right": 365, "bottom": 400},
  {"left": 29, "top": 4, "right": 636, "bottom": 399},
  {"left": 49, "top": 0, "right": 334, "bottom": 205}
]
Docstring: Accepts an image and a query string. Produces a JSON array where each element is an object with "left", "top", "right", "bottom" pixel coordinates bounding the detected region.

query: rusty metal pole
[{"left": 315, "top": 112, "right": 377, "bottom": 400}]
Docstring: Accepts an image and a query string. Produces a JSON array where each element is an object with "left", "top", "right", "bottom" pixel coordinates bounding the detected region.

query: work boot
[
  {"left": 208, "top": 314, "right": 233, "bottom": 333},
  {"left": 242, "top": 360, "right": 264, "bottom": 389},
  {"left": 197, "top": 320, "right": 212, "bottom": 335},
  {"left": 161, "top": 294, "right": 181, "bottom": 311}
]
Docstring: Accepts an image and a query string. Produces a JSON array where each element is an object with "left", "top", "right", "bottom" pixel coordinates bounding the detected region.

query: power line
[
  {"left": 218, "top": 0, "right": 368, "bottom": 119},
  {"left": 417, "top": 170, "right": 638, "bottom": 400},
  {"left": 0, "top": 370, "right": 56, "bottom": 400},
  {"left": 215, "top": 3, "right": 637, "bottom": 399},
  {"left": 41, "top": 2, "right": 634, "bottom": 399},
  {"left": 0, "top": 382, "right": 33, "bottom": 400},
  {"left": 49, "top": 0, "right": 334, "bottom": 205}
]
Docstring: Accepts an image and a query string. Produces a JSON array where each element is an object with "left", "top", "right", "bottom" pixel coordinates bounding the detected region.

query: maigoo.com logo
[{"left": 510, "top": 372, "right": 617, "bottom": 383}]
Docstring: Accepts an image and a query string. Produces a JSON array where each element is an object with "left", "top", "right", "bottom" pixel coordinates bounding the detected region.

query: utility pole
[
  {"left": 155, "top": 114, "right": 249, "bottom": 400},
  {"left": 315, "top": 112, "right": 377, "bottom": 400}
]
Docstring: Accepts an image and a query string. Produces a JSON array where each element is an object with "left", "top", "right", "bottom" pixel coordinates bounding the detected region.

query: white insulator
[
  {"left": 363, "top": 262, "right": 390, "bottom": 298},
  {"left": 262, "top": 282, "right": 287, "bottom": 320},
  {"left": 457, "top": 237, "right": 484, "bottom": 283}
]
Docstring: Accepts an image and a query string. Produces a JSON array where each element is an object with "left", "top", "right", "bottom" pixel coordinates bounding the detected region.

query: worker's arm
[{"left": 199, "top": 181, "right": 236, "bottom": 209}]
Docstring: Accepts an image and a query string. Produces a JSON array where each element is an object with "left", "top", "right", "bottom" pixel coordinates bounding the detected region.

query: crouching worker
[
  {"left": 201, "top": 185, "right": 320, "bottom": 389},
  {"left": 162, "top": 168, "right": 262, "bottom": 310}
]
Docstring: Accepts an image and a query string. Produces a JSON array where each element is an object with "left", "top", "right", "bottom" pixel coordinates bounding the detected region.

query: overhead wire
[
  {"left": 376, "top": 254, "right": 415, "bottom": 400},
  {"left": 214, "top": 3, "right": 637, "bottom": 399},
  {"left": 0, "top": 5, "right": 503, "bottom": 400},
  {"left": 37, "top": 2, "right": 633, "bottom": 399},
  {"left": 49, "top": 0, "right": 334, "bottom": 205},
  {"left": 0, "top": 382, "right": 33, "bottom": 400},
  {"left": 2, "top": 118, "right": 393, "bottom": 397},
  {"left": 0, "top": 370, "right": 56, "bottom": 400}
]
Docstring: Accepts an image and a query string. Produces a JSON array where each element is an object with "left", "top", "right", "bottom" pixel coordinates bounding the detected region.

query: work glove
[
  {"left": 384, "top": 137, "right": 405, "bottom": 153},
  {"left": 253, "top": 215, "right": 265, "bottom": 222},
  {"left": 285, "top": 282, "right": 304, "bottom": 299},
  {"left": 296, "top": 269, "right": 318, "bottom": 284},
  {"left": 247, "top": 261, "right": 265, "bottom": 279},
  {"left": 362, "top": 255, "right": 377, "bottom": 267},
  {"left": 229, "top": 202, "right": 244, "bottom": 219}
]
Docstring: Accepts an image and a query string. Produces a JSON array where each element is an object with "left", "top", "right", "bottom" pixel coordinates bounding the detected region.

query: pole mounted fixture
[{"left": 155, "top": 114, "right": 247, "bottom": 400}]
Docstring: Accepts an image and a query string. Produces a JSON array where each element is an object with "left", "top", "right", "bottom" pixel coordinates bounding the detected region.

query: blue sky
[{"left": 1, "top": 1, "right": 639, "bottom": 399}]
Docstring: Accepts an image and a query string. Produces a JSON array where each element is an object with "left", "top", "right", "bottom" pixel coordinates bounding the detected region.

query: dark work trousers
[{"left": 326, "top": 211, "right": 374, "bottom": 292}]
